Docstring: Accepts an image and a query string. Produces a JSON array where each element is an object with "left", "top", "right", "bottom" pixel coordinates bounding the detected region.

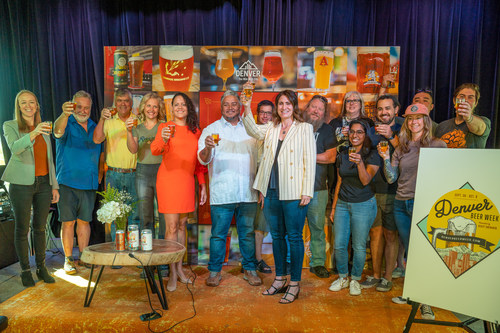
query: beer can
[
  {"left": 128, "top": 225, "right": 140, "bottom": 251},
  {"left": 113, "top": 49, "right": 129, "bottom": 90},
  {"left": 116, "top": 230, "right": 126, "bottom": 251},
  {"left": 141, "top": 229, "right": 153, "bottom": 251}
]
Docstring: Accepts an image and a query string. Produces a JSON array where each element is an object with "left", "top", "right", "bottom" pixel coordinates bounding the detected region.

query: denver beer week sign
[{"left": 404, "top": 148, "right": 500, "bottom": 324}]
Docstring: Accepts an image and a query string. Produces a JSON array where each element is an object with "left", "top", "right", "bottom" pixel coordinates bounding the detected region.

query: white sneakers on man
[
  {"left": 329, "top": 277, "right": 349, "bottom": 292},
  {"left": 349, "top": 280, "right": 362, "bottom": 296}
]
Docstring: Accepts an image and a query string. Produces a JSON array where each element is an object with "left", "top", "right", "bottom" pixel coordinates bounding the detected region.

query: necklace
[{"left": 281, "top": 122, "right": 291, "bottom": 135}]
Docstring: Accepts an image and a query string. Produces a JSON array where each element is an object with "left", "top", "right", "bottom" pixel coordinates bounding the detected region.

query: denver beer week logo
[
  {"left": 417, "top": 182, "right": 499, "bottom": 278},
  {"left": 235, "top": 60, "right": 261, "bottom": 81}
]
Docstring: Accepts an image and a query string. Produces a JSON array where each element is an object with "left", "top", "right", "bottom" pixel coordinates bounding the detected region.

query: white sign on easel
[{"left": 403, "top": 148, "right": 500, "bottom": 324}]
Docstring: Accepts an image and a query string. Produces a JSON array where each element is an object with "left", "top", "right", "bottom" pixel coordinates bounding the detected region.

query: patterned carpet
[{"left": 0, "top": 265, "right": 464, "bottom": 332}]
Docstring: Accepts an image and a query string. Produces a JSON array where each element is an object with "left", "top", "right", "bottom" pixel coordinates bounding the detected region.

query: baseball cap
[{"left": 403, "top": 103, "right": 429, "bottom": 117}]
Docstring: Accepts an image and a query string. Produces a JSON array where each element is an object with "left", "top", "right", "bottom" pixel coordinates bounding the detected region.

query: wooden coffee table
[{"left": 80, "top": 239, "right": 185, "bottom": 310}]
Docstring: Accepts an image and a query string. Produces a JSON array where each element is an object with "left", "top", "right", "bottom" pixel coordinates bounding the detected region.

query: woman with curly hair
[
  {"left": 151, "top": 92, "right": 207, "bottom": 291},
  {"left": 126, "top": 92, "right": 166, "bottom": 240},
  {"left": 328, "top": 119, "right": 380, "bottom": 296}
]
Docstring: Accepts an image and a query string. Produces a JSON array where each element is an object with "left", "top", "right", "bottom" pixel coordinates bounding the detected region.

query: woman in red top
[{"left": 151, "top": 92, "right": 207, "bottom": 291}]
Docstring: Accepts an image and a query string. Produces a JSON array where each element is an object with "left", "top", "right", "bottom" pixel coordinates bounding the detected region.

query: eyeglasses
[
  {"left": 349, "top": 130, "right": 365, "bottom": 135},
  {"left": 346, "top": 99, "right": 361, "bottom": 104},
  {"left": 258, "top": 111, "right": 273, "bottom": 116}
]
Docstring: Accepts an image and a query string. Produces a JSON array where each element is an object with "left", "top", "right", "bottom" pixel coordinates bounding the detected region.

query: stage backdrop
[
  {"left": 104, "top": 44, "right": 399, "bottom": 264},
  {"left": 404, "top": 148, "right": 500, "bottom": 324}
]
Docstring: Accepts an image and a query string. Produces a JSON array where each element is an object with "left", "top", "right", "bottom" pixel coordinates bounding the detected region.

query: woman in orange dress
[{"left": 151, "top": 92, "right": 207, "bottom": 292}]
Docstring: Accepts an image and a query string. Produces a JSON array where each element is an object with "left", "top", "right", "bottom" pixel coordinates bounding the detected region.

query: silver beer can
[
  {"left": 128, "top": 225, "right": 140, "bottom": 251},
  {"left": 141, "top": 229, "right": 153, "bottom": 251}
]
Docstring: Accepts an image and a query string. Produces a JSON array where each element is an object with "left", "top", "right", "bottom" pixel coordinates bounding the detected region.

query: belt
[{"left": 107, "top": 167, "right": 136, "bottom": 173}]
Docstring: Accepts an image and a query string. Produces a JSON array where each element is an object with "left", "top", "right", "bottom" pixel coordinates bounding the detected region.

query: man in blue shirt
[{"left": 54, "top": 90, "right": 103, "bottom": 275}]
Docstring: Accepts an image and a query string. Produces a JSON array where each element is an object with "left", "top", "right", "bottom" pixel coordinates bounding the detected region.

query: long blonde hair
[
  {"left": 398, "top": 115, "right": 434, "bottom": 153},
  {"left": 341, "top": 91, "right": 366, "bottom": 118},
  {"left": 14, "top": 90, "right": 42, "bottom": 133},
  {"left": 137, "top": 92, "right": 165, "bottom": 122}
]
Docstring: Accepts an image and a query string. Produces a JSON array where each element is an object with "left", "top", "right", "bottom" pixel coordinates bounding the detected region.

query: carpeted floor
[{"left": 0, "top": 264, "right": 465, "bottom": 332}]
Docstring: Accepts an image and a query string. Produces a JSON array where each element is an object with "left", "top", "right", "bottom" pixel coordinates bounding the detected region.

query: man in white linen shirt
[{"left": 198, "top": 90, "right": 262, "bottom": 287}]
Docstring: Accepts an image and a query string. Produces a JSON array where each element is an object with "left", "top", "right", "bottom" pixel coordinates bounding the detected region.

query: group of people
[{"left": 2, "top": 81, "right": 490, "bottom": 310}]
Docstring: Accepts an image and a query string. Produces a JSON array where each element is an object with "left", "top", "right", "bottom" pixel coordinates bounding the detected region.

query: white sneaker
[
  {"left": 64, "top": 257, "right": 77, "bottom": 275},
  {"left": 349, "top": 280, "right": 361, "bottom": 296},
  {"left": 329, "top": 277, "right": 349, "bottom": 292}
]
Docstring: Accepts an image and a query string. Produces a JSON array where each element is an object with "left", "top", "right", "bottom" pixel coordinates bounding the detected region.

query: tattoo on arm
[{"left": 383, "top": 159, "right": 398, "bottom": 184}]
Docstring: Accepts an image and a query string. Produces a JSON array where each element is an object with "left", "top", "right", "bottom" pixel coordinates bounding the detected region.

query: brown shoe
[
  {"left": 205, "top": 271, "right": 222, "bottom": 287},
  {"left": 243, "top": 270, "right": 262, "bottom": 286}
]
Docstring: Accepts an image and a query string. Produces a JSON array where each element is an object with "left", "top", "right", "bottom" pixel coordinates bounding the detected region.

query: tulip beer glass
[
  {"left": 262, "top": 50, "right": 284, "bottom": 91},
  {"left": 215, "top": 50, "right": 234, "bottom": 91}
]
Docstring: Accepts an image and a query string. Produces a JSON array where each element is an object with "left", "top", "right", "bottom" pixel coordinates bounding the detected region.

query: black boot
[
  {"left": 0, "top": 315, "right": 8, "bottom": 331},
  {"left": 36, "top": 266, "right": 55, "bottom": 283},
  {"left": 20, "top": 270, "right": 35, "bottom": 287}
]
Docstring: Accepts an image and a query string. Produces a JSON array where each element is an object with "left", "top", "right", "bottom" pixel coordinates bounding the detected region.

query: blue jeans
[
  {"left": 333, "top": 197, "right": 377, "bottom": 280},
  {"left": 208, "top": 202, "right": 257, "bottom": 272},
  {"left": 9, "top": 175, "right": 52, "bottom": 271},
  {"left": 393, "top": 198, "right": 414, "bottom": 254},
  {"left": 106, "top": 170, "right": 139, "bottom": 240},
  {"left": 135, "top": 163, "right": 165, "bottom": 238},
  {"left": 264, "top": 189, "right": 308, "bottom": 282},
  {"left": 306, "top": 190, "right": 328, "bottom": 267}
]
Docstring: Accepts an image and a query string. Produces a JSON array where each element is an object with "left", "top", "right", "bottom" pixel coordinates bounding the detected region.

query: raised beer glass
[
  {"left": 215, "top": 50, "right": 234, "bottom": 91},
  {"left": 262, "top": 50, "right": 284, "bottom": 91}
]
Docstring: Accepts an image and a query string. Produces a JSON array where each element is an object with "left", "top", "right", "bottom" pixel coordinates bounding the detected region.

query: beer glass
[
  {"left": 159, "top": 45, "right": 194, "bottom": 91},
  {"left": 455, "top": 97, "right": 466, "bottom": 110},
  {"left": 110, "top": 108, "right": 118, "bottom": 116},
  {"left": 314, "top": 50, "right": 334, "bottom": 91},
  {"left": 242, "top": 81, "right": 255, "bottom": 101},
  {"left": 168, "top": 124, "right": 176, "bottom": 138},
  {"left": 70, "top": 102, "right": 77, "bottom": 111},
  {"left": 348, "top": 146, "right": 356, "bottom": 155},
  {"left": 212, "top": 133, "right": 220, "bottom": 146},
  {"left": 128, "top": 56, "right": 144, "bottom": 89},
  {"left": 215, "top": 50, "right": 234, "bottom": 91},
  {"left": 45, "top": 121, "right": 53, "bottom": 133},
  {"left": 163, "top": 94, "right": 174, "bottom": 121},
  {"left": 387, "top": 64, "right": 398, "bottom": 89},
  {"left": 379, "top": 140, "right": 389, "bottom": 153},
  {"left": 262, "top": 50, "right": 284, "bottom": 91},
  {"left": 432, "top": 216, "right": 476, "bottom": 251}
]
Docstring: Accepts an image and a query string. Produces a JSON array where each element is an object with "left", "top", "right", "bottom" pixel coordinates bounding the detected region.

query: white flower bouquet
[{"left": 96, "top": 185, "right": 135, "bottom": 230}]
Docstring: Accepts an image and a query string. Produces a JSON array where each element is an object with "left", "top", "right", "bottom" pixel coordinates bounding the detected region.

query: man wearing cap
[
  {"left": 93, "top": 88, "right": 139, "bottom": 239},
  {"left": 302, "top": 95, "right": 336, "bottom": 279},
  {"left": 435, "top": 83, "right": 490, "bottom": 148},
  {"left": 54, "top": 90, "right": 103, "bottom": 274},
  {"left": 361, "top": 94, "right": 402, "bottom": 292}
]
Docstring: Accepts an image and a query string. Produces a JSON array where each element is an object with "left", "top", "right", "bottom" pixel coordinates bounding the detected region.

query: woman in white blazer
[
  {"left": 243, "top": 90, "right": 316, "bottom": 304},
  {"left": 2, "top": 90, "right": 59, "bottom": 287}
]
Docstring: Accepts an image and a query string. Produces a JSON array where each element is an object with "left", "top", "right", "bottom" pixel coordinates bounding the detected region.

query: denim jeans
[
  {"left": 9, "top": 175, "right": 52, "bottom": 271},
  {"left": 393, "top": 198, "right": 414, "bottom": 254},
  {"left": 208, "top": 202, "right": 257, "bottom": 272},
  {"left": 333, "top": 197, "right": 377, "bottom": 280},
  {"left": 306, "top": 190, "right": 328, "bottom": 267},
  {"left": 135, "top": 163, "right": 165, "bottom": 238},
  {"left": 106, "top": 170, "right": 139, "bottom": 240},
  {"left": 264, "top": 189, "right": 308, "bottom": 282}
]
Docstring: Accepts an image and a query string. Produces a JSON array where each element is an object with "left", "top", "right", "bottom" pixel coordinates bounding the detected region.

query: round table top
[{"left": 80, "top": 239, "right": 186, "bottom": 266}]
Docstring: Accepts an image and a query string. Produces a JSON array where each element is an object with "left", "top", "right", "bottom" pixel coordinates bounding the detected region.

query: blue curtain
[{"left": 1, "top": 0, "right": 499, "bottom": 148}]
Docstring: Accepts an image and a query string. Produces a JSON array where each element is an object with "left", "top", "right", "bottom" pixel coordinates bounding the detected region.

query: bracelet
[{"left": 466, "top": 115, "right": 474, "bottom": 123}]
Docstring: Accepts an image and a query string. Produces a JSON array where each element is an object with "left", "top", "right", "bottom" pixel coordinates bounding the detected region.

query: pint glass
[
  {"left": 314, "top": 50, "right": 334, "bottom": 91},
  {"left": 128, "top": 56, "right": 144, "bottom": 88},
  {"left": 159, "top": 45, "right": 194, "bottom": 91}
]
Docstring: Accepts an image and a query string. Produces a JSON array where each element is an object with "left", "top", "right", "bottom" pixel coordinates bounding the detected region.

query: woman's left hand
[
  {"left": 52, "top": 189, "right": 60, "bottom": 203},
  {"left": 299, "top": 195, "right": 311, "bottom": 206},
  {"left": 199, "top": 184, "right": 207, "bottom": 206}
]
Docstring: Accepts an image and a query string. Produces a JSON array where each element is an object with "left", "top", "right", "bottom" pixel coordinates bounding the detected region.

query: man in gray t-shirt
[{"left": 435, "top": 83, "right": 491, "bottom": 148}]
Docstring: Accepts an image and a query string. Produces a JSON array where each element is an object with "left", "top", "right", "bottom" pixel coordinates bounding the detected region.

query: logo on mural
[
  {"left": 235, "top": 60, "right": 261, "bottom": 81},
  {"left": 363, "top": 70, "right": 380, "bottom": 86},
  {"left": 417, "top": 182, "right": 499, "bottom": 278}
]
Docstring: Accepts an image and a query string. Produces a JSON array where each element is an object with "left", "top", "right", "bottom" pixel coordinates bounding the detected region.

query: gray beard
[{"left": 304, "top": 114, "right": 324, "bottom": 132}]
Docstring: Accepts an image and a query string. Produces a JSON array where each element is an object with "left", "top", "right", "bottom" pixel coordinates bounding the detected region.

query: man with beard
[
  {"left": 361, "top": 94, "right": 402, "bottom": 292},
  {"left": 54, "top": 90, "right": 103, "bottom": 274},
  {"left": 302, "top": 95, "right": 336, "bottom": 278}
]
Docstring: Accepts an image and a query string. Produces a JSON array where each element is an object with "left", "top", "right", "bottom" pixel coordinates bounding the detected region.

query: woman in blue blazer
[
  {"left": 2, "top": 90, "right": 59, "bottom": 287},
  {"left": 243, "top": 90, "right": 316, "bottom": 304}
]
